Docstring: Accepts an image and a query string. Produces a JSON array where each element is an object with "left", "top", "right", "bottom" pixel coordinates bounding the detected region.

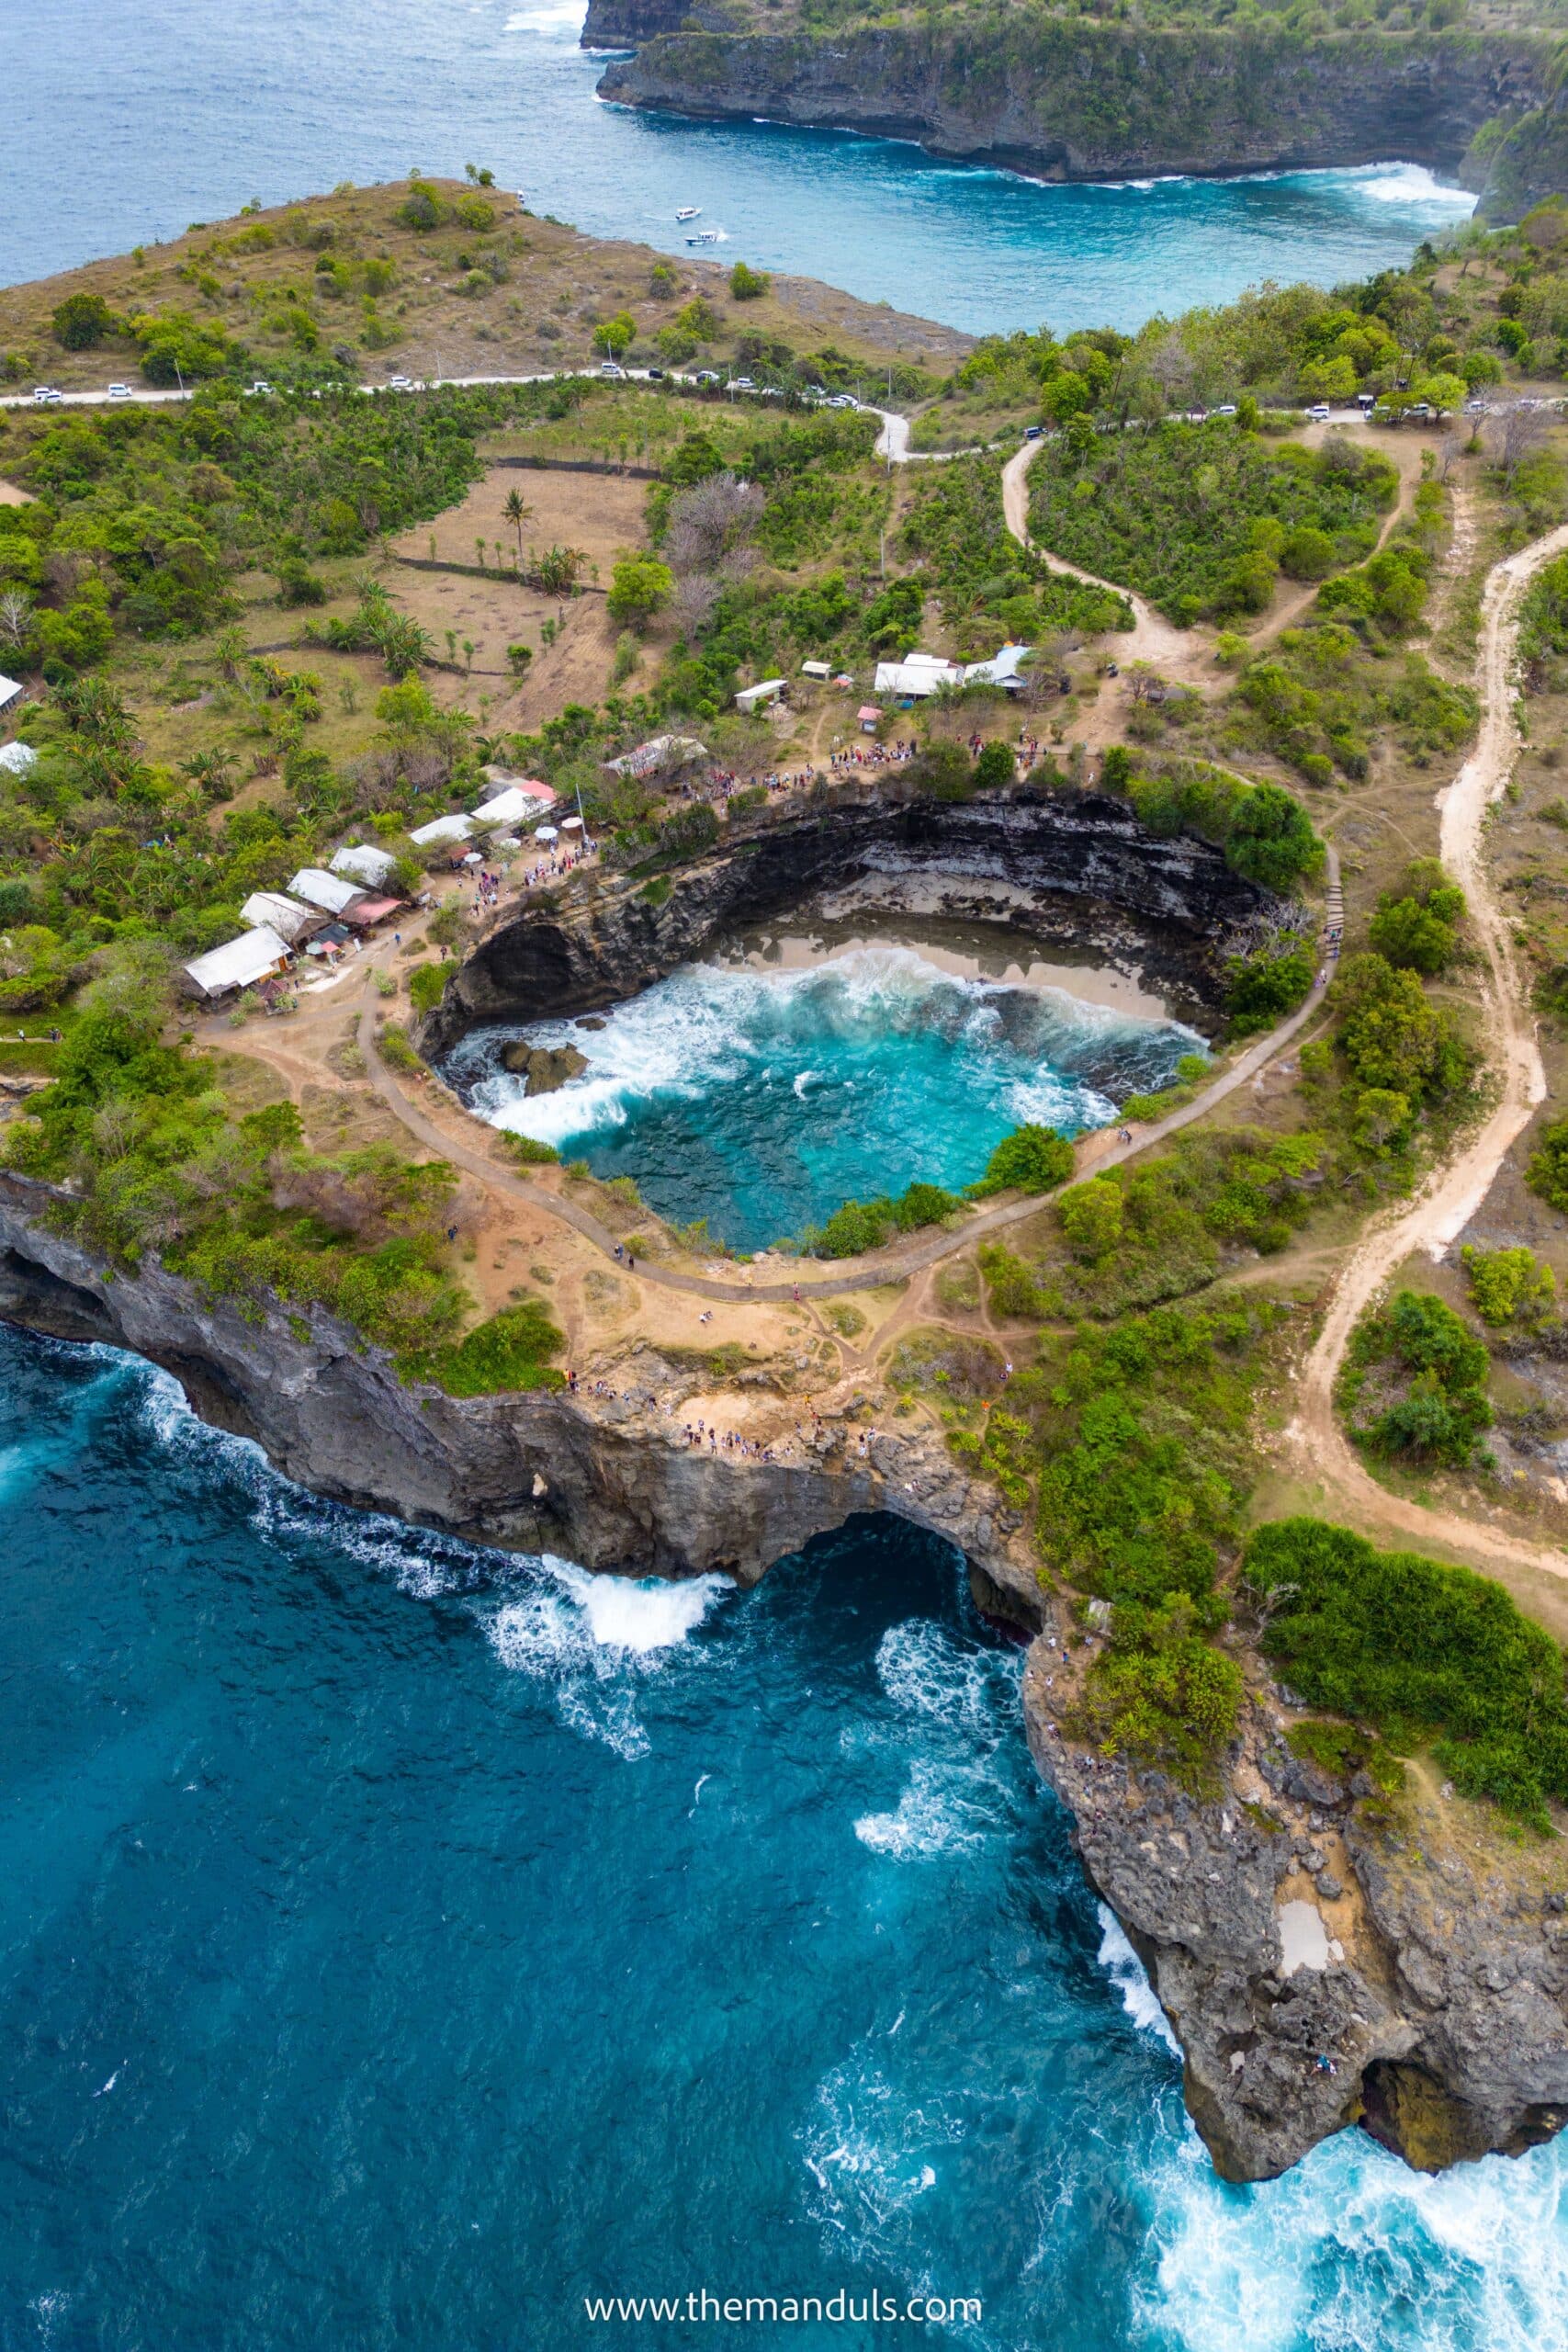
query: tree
[
  {"left": 973, "top": 739, "right": 1016, "bottom": 791},
  {"left": 1279, "top": 526, "right": 1337, "bottom": 582},
  {"left": 502, "top": 486, "right": 533, "bottom": 569},
  {"left": 728, "top": 261, "right": 770, "bottom": 301},
  {"left": 970, "top": 1125, "right": 1075, "bottom": 1196},
  {"left": 605, "top": 558, "right": 673, "bottom": 631},
  {"left": 52, "top": 291, "right": 114, "bottom": 349},
  {"left": 592, "top": 312, "right": 636, "bottom": 358},
  {"left": 1058, "top": 1175, "right": 1125, "bottom": 1263}
]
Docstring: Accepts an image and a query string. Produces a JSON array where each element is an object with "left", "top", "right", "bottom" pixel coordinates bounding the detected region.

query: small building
[
  {"left": 408, "top": 812, "right": 476, "bottom": 851},
  {"left": 0, "top": 675, "right": 23, "bottom": 717},
  {"left": 0, "top": 740, "right": 38, "bottom": 777},
  {"left": 471, "top": 781, "right": 553, "bottom": 829},
  {"left": 858, "top": 705, "right": 881, "bottom": 734},
  {"left": 873, "top": 653, "right": 964, "bottom": 699},
  {"left": 288, "top": 866, "right": 367, "bottom": 919},
  {"left": 604, "top": 734, "right": 708, "bottom": 781},
  {"left": 182, "top": 926, "right": 291, "bottom": 1001},
  {"left": 800, "top": 661, "right": 833, "bottom": 681},
  {"left": 964, "top": 642, "right": 1033, "bottom": 692},
  {"left": 242, "top": 890, "right": 320, "bottom": 944},
  {"left": 735, "top": 677, "right": 786, "bottom": 715},
  {"left": 331, "top": 842, "right": 400, "bottom": 888}
]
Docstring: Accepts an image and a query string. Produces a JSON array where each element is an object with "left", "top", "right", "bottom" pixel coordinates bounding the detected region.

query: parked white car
[{"left": 107, "top": 382, "right": 131, "bottom": 399}]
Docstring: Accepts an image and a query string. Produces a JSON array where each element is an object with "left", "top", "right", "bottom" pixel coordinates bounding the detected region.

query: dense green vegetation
[
  {"left": 1068, "top": 1594, "right": 1245, "bottom": 1788},
  {"left": 800, "top": 1179, "right": 964, "bottom": 1258},
  {"left": 969, "top": 1123, "right": 1077, "bottom": 1198},
  {"left": 402, "top": 1295, "right": 566, "bottom": 1395},
  {"left": 1028, "top": 423, "right": 1397, "bottom": 625},
  {"left": 1367, "top": 858, "right": 1466, "bottom": 975},
  {"left": 1340, "top": 1287, "right": 1495, "bottom": 1468},
  {"left": 1100, "top": 755, "right": 1324, "bottom": 893},
  {"left": 1246, "top": 1518, "right": 1568, "bottom": 1831},
  {"left": 1462, "top": 1242, "right": 1556, "bottom": 1329},
  {"left": 899, "top": 455, "right": 1133, "bottom": 655},
  {"left": 0, "top": 1010, "right": 488, "bottom": 1363}
]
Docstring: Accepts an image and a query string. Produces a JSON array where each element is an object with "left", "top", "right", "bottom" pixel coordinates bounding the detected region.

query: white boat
[
  {"left": 675, "top": 206, "right": 700, "bottom": 222},
  {"left": 686, "top": 229, "right": 721, "bottom": 246}
]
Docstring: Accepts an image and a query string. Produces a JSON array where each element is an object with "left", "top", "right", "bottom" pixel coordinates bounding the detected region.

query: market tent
[
  {"left": 534, "top": 825, "right": 558, "bottom": 842},
  {"left": 342, "top": 895, "right": 401, "bottom": 928}
]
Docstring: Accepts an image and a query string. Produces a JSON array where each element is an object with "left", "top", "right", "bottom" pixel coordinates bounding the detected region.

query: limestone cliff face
[
  {"left": 426, "top": 786, "right": 1259, "bottom": 1055},
  {"left": 1024, "top": 1634, "right": 1568, "bottom": 2181},
  {"left": 590, "top": 19, "right": 1551, "bottom": 210},
  {"left": 0, "top": 1174, "right": 1038, "bottom": 1607}
]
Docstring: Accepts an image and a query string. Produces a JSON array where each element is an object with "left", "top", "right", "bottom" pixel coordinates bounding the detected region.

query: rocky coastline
[
  {"left": 586, "top": 13, "right": 1562, "bottom": 220},
  {"left": 425, "top": 784, "right": 1258, "bottom": 1058},
  {"left": 6, "top": 780, "right": 1566, "bottom": 2188}
]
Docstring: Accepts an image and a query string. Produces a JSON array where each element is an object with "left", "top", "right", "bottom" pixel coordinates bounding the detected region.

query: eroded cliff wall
[{"left": 589, "top": 18, "right": 1551, "bottom": 211}]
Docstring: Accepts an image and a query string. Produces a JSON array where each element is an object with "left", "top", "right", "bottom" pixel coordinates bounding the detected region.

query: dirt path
[
  {"left": 1283, "top": 523, "right": 1568, "bottom": 1580},
  {"left": 354, "top": 876, "right": 1340, "bottom": 1303},
  {"left": 999, "top": 438, "right": 1201, "bottom": 674}
]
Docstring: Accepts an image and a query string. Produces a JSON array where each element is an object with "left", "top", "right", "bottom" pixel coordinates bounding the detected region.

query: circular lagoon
[{"left": 446, "top": 922, "right": 1202, "bottom": 1250}]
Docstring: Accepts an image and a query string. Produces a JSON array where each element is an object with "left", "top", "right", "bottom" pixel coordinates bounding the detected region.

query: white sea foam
[
  {"left": 453, "top": 944, "right": 1190, "bottom": 1159},
  {"left": 504, "top": 1, "right": 587, "bottom": 33},
  {"left": 1356, "top": 162, "right": 1476, "bottom": 211},
  {"left": 1095, "top": 1903, "right": 1180, "bottom": 2056},
  {"left": 855, "top": 1758, "right": 999, "bottom": 1857},
  {"left": 485, "top": 1555, "right": 731, "bottom": 1758},
  {"left": 854, "top": 1620, "right": 1020, "bottom": 1859},
  {"left": 1138, "top": 2120, "right": 1568, "bottom": 2352}
]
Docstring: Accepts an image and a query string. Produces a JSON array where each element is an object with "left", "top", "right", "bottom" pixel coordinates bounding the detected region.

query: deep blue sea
[
  {"left": 448, "top": 945, "right": 1201, "bottom": 1249},
  {"left": 4, "top": 1328, "right": 1568, "bottom": 2349},
  {"left": 2, "top": 0, "right": 1473, "bottom": 331}
]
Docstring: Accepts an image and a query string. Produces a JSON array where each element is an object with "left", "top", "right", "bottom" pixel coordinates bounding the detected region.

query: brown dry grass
[{"left": 0, "top": 180, "right": 969, "bottom": 395}]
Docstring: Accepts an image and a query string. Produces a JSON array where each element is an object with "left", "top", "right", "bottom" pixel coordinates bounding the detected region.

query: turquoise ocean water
[
  {"left": 3, "top": 0, "right": 1473, "bottom": 331},
  {"left": 447, "top": 945, "right": 1201, "bottom": 1248},
  {"left": 4, "top": 1327, "right": 1568, "bottom": 2350},
  {"left": 5, "top": 4, "right": 1562, "bottom": 2339}
]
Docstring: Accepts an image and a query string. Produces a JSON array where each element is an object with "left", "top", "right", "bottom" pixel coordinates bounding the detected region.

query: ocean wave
[
  {"left": 484, "top": 1555, "right": 732, "bottom": 1758},
  {"left": 1350, "top": 162, "right": 1476, "bottom": 210},
  {"left": 1138, "top": 2121, "right": 1568, "bottom": 2352},
  {"left": 1095, "top": 1903, "right": 1180, "bottom": 2057},
  {"left": 854, "top": 1620, "right": 1020, "bottom": 1857},
  {"left": 503, "top": 1, "right": 586, "bottom": 33}
]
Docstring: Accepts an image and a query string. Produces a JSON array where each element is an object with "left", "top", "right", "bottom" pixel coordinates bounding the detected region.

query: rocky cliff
[
  {"left": 427, "top": 785, "right": 1259, "bottom": 1056},
  {"left": 589, "top": 17, "right": 1553, "bottom": 214},
  {"left": 1024, "top": 1625, "right": 1568, "bottom": 2181},
  {"left": 0, "top": 1172, "right": 1037, "bottom": 1603}
]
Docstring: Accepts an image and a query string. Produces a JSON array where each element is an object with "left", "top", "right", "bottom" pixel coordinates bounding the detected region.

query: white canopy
[
  {"left": 0, "top": 739, "right": 38, "bottom": 775},
  {"left": 534, "top": 825, "right": 558, "bottom": 842},
  {"left": 288, "top": 866, "right": 366, "bottom": 917},
  {"left": 331, "top": 842, "right": 399, "bottom": 888},
  {"left": 409, "top": 812, "right": 476, "bottom": 849},
  {"left": 560, "top": 816, "right": 583, "bottom": 831},
  {"left": 183, "top": 926, "right": 290, "bottom": 1000},
  {"left": 242, "top": 890, "right": 318, "bottom": 943},
  {"left": 471, "top": 783, "right": 551, "bottom": 828}
]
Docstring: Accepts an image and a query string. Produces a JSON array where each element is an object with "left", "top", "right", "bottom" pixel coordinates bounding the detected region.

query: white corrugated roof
[
  {"left": 242, "top": 890, "right": 318, "bottom": 942},
  {"left": 874, "top": 653, "right": 964, "bottom": 697},
  {"left": 288, "top": 866, "right": 365, "bottom": 916},
  {"left": 0, "top": 675, "right": 23, "bottom": 712},
  {"left": 471, "top": 783, "right": 550, "bottom": 827},
  {"left": 183, "top": 926, "right": 290, "bottom": 997},
  {"left": 408, "top": 812, "right": 476, "bottom": 849},
  {"left": 331, "top": 842, "right": 398, "bottom": 887},
  {"left": 964, "top": 641, "right": 1032, "bottom": 687}
]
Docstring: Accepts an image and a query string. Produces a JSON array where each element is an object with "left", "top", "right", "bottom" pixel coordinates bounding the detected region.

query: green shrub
[
  {"left": 401, "top": 1296, "right": 565, "bottom": 1396},
  {"left": 1225, "top": 938, "right": 1315, "bottom": 1032},
  {"left": 407, "top": 959, "right": 455, "bottom": 1017},
  {"left": 803, "top": 1180, "right": 963, "bottom": 1259},
  {"left": 1245, "top": 1517, "right": 1568, "bottom": 1830},
  {"left": 1069, "top": 1596, "right": 1244, "bottom": 1787},
  {"left": 728, "top": 261, "right": 770, "bottom": 301},
  {"left": 969, "top": 1124, "right": 1076, "bottom": 1197},
  {"left": 377, "top": 1022, "right": 423, "bottom": 1075},
  {"left": 1462, "top": 1244, "right": 1556, "bottom": 1328},
  {"left": 1528, "top": 1114, "right": 1568, "bottom": 1212},
  {"left": 502, "top": 1133, "right": 560, "bottom": 1167},
  {"left": 1342, "top": 1289, "right": 1493, "bottom": 1468},
  {"left": 976, "top": 1241, "right": 1056, "bottom": 1320},
  {"left": 1367, "top": 861, "right": 1465, "bottom": 976}
]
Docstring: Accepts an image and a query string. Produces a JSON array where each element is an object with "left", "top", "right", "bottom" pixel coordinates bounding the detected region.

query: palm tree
[{"left": 502, "top": 488, "right": 533, "bottom": 573}]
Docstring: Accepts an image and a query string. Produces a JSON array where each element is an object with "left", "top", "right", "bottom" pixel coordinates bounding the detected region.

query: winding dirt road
[{"left": 1283, "top": 524, "right": 1568, "bottom": 1580}]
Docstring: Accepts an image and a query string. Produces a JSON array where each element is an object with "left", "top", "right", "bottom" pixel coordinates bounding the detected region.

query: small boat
[
  {"left": 675, "top": 206, "right": 700, "bottom": 222},
  {"left": 686, "top": 229, "right": 721, "bottom": 246}
]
